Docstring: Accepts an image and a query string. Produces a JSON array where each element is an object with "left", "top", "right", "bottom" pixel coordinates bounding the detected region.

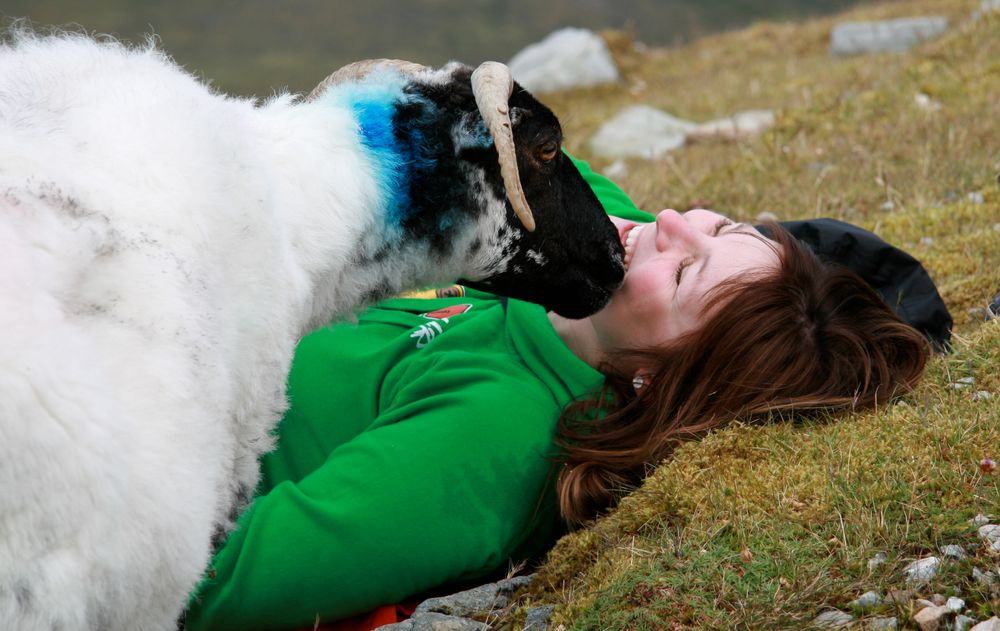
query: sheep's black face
[{"left": 457, "top": 84, "right": 625, "bottom": 318}]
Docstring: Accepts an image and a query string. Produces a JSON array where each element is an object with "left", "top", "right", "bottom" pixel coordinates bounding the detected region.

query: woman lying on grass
[{"left": 184, "top": 159, "right": 932, "bottom": 631}]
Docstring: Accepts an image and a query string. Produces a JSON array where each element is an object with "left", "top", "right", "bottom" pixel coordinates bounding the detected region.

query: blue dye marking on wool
[{"left": 321, "top": 72, "right": 438, "bottom": 229}]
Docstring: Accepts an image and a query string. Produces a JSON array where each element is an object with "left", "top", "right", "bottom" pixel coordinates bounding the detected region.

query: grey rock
[
  {"left": 508, "top": 28, "right": 619, "bottom": 93},
  {"left": 931, "top": 594, "right": 948, "bottom": 606},
  {"left": 414, "top": 576, "right": 532, "bottom": 618},
  {"left": 524, "top": 605, "right": 554, "bottom": 630},
  {"left": 686, "top": 109, "right": 776, "bottom": 142},
  {"left": 946, "top": 597, "right": 965, "bottom": 613},
  {"left": 969, "top": 308, "right": 989, "bottom": 322},
  {"left": 914, "top": 93, "right": 942, "bottom": 111},
  {"left": 810, "top": 608, "right": 855, "bottom": 628},
  {"left": 830, "top": 17, "right": 949, "bottom": 56},
  {"left": 869, "top": 551, "right": 889, "bottom": 570},
  {"left": 603, "top": 159, "right": 629, "bottom": 181},
  {"left": 590, "top": 105, "right": 696, "bottom": 159},
  {"left": 940, "top": 544, "right": 968, "bottom": 560},
  {"left": 905, "top": 556, "right": 941, "bottom": 584},
  {"left": 979, "top": 524, "right": 1000, "bottom": 543},
  {"left": 967, "top": 192, "right": 985, "bottom": 204},
  {"left": 955, "top": 615, "right": 977, "bottom": 631},
  {"left": 881, "top": 201, "right": 897, "bottom": 211},
  {"left": 973, "top": 391, "right": 993, "bottom": 401},
  {"left": 973, "top": 567, "right": 997, "bottom": 586},
  {"left": 970, "top": 618, "right": 1000, "bottom": 631},
  {"left": 868, "top": 617, "right": 899, "bottom": 630},
  {"left": 413, "top": 613, "right": 488, "bottom": 631},
  {"left": 849, "top": 590, "right": 881, "bottom": 610},
  {"left": 971, "top": 514, "right": 993, "bottom": 527}
]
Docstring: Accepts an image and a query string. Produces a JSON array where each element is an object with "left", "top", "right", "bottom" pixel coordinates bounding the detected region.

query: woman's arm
[{"left": 185, "top": 372, "right": 561, "bottom": 631}]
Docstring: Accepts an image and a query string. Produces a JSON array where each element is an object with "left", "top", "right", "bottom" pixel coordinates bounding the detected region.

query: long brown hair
[{"left": 555, "top": 226, "right": 931, "bottom": 524}]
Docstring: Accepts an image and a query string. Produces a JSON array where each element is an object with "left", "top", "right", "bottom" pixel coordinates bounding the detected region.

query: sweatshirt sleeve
[{"left": 184, "top": 362, "right": 561, "bottom": 631}]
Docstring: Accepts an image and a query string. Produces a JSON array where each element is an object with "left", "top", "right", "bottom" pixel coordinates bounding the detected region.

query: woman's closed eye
[
  {"left": 675, "top": 219, "right": 736, "bottom": 285},
  {"left": 712, "top": 218, "right": 734, "bottom": 235}
]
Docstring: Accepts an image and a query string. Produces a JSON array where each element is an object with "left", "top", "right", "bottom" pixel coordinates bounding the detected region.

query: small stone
[
  {"left": 920, "top": 236, "right": 935, "bottom": 246},
  {"left": 829, "top": 17, "right": 949, "bottom": 56},
  {"left": 955, "top": 615, "right": 977, "bottom": 631},
  {"left": 590, "top": 105, "right": 696, "bottom": 159},
  {"left": 979, "top": 524, "right": 1000, "bottom": 543},
  {"left": 915, "top": 599, "right": 937, "bottom": 612},
  {"left": 946, "top": 597, "right": 965, "bottom": 613},
  {"left": 931, "top": 594, "right": 948, "bottom": 606},
  {"left": 881, "top": 201, "right": 896, "bottom": 211},
  {"left": 756, "top": 211, "right": 779, "bottom": 223},
  {"left": 973, "top": 392, "right": 994, "bottom": 401},
  {"left": 973, "top": 567, "right": 996, "bottom": 586},
  {"left": 905, "top": 557, "right": 941, "bottom": 584},
  {"left": 913, "top": 605, "right": 952, "bottom": 631},
  {"left": 869, "top": 552, "right": 888, "bottom": 570},
  {"left": 969, "top": 308, "right": 989, "bottom": 322},
  {"left": 686, "top": 109, "right": 776, "bottom": 142},
  {"left": 603, "top": 159, "right": 628, "bottom": 180},
  {"left": 940, "top": 544, "right": 968, "bottom": 560},
  {"left": 849, "top": 590, "right": 881, "bottom": 610},
  {"left": 868, "top": 617, "right": 899, "bottom": 630},
  {"left": 508, "top": 27, "right": 619, "bottom": 93},
  {"left": 971, "top": 514, "right": 993, "bottom": 527},
  {"left": 951, "top": 377, "right": 976, "bottom": 389},
  {"left": 967, "top": 192, "right": 985, "bottom": 204},
  {"left": 914, "top": 93, "right": 942, "bottom": 111},
  {"left": 885, "top": 588, "right": 917, "bottom": 604},
  {"left": 970, "top": 617, "right": 1000, "bottom": 631},
  {"left": 810, "top": 608, "right": 855, "bottom": 628},
  {"left": 413, "top": 576, "right": 532, "bottom": 618},
  {"left": 524, "top": 605, "right": 554, "bottom": 630}
]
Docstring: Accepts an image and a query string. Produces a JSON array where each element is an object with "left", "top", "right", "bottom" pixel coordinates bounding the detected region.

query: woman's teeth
[{"left": 623, "top": 224, "right": 643, "bottom": 271}]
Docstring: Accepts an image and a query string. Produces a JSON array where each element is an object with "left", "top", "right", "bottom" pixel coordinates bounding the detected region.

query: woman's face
[{"left": 590, "top": 209, "right": 780, "bottom": 357}]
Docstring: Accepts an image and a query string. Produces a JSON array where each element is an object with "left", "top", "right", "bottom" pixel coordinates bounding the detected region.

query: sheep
[{"left": 0, "top": 30, "right": 624, "bottom": 631}]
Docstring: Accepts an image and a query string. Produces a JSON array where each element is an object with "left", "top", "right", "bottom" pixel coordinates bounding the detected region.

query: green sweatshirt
[{"left": 185, "top": 158, "right": 652, "bottom": 630}]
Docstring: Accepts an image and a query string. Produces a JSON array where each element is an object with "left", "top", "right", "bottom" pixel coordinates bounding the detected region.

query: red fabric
[{"left": 299, "top": 601, "right": 419, "bottom": 631}]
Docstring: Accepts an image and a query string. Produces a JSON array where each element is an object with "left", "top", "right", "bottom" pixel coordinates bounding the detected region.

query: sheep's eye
[{"left": 536, "top": 142, "right": 559, "bottom": 162}]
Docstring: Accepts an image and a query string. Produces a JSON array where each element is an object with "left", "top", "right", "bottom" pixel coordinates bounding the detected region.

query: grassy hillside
[{"left": 501, "top": 0, "right": 1000, "bottom": 628}]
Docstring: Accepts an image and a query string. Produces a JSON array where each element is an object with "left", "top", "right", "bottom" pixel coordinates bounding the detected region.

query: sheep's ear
[{"left": 509, "top": 107, "right": 532, "bottom": 127}]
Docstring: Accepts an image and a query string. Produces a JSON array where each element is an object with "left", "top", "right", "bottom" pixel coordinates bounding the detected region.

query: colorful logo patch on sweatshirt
[{"left": 421, "top": 304, "right": 473, "bottom": 322}]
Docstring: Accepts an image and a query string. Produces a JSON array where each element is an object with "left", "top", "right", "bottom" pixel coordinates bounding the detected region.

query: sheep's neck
[{"left": 283, "top": 79, "right": 512, "bottom": 331}]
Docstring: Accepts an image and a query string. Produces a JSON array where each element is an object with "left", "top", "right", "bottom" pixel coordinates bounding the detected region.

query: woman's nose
[{"left": 654, "top": 209, "right": 701, "bottom": 252}]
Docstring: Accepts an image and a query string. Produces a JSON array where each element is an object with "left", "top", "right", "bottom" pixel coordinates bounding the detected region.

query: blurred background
[{"left": 2, "top": 0, "right": 865, "bottom": 96}]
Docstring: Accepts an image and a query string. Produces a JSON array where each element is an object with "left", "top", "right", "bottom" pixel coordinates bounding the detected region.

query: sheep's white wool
[
  {"left": 0, "top": 28, "right": 625, "bottom": 630},
  {"left": 0, "top": 33, "right": 393, "bottom": 630}
]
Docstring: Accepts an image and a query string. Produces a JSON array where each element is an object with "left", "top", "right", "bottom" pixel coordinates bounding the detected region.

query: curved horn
[
  {"left": 471, "top": 62, "right": 536, "bottom": 232},
  {"left": 307, "top": 58, "right": 430, "bottom": 102}
]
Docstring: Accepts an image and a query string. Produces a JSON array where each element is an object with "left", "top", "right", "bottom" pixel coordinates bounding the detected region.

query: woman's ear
[{"left": 632, "top": 371, "right": 653, "bottom": 393}]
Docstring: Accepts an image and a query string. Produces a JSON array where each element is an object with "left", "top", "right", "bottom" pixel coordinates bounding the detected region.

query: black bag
[{"left": 765, "top": 218, "right": 953, "bottom": 351}]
